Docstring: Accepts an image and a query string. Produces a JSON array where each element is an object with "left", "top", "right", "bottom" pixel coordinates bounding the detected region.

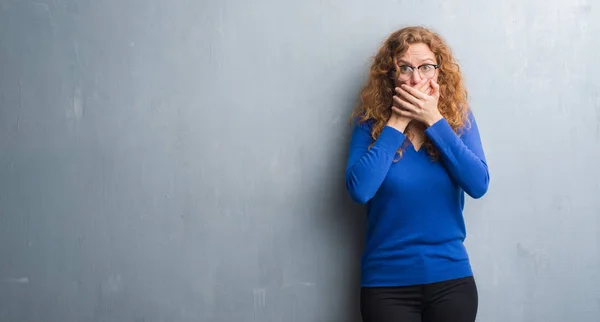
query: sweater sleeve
[
  {"left": 345, "top": 121, "right": 406, "bottom": 204},
  {"left": 424, "top": 111, "right": 490, "bottom": 199}
]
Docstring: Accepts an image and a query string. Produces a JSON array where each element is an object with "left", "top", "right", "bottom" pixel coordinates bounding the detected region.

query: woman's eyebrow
[{"left": 396, "top": 58, "right": 436, "bottom": 65}]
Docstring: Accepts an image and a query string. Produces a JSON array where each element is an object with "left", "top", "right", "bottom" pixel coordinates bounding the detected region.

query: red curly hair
[{"left": 351, "top": 26, "right": 470, "bottom": 160}]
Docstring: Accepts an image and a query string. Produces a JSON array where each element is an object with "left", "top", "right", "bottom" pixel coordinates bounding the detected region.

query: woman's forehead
[{"left": 396, "top": 44, "right": 436, "bottom": 62}]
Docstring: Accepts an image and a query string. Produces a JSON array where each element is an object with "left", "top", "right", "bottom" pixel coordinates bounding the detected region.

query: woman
[{"left": 345, "top": 26, "right": 490, "bottom": 322}]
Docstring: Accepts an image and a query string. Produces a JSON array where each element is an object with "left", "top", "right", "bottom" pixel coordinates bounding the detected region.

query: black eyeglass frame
[{"left": 388, "top": 63, "right": 440, "bottom": 79}]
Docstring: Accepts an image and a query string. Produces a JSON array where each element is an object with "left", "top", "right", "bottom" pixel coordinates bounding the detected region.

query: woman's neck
[{"left": 405, "top": 122, "right": 426, "bottom": 150}]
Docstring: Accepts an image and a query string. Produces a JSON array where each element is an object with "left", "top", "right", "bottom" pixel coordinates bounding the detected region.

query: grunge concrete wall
[{"left": 1, "top": 0, "right": 599, "bottom": 321}]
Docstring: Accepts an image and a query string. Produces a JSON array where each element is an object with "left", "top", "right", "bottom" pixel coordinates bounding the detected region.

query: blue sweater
[{"left": 345, "top": 112, "right": 489, "bottom": 287}]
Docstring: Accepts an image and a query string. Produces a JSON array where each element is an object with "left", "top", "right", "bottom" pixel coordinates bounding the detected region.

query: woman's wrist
[
  {"left": 387, "top": 116, "right": 409, "bottom": 133},
  {"left": 424, "top": 114, "right": 444, "bottom": 127}
]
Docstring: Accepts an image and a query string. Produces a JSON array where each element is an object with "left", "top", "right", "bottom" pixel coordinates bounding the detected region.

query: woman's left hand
[{"left": 393, "top": 79, "right": 444, "bottom": 126}]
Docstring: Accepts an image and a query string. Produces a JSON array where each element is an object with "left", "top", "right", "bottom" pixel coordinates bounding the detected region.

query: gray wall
[{"left": 1, "top": 0, "right": 599, "bottom": 321}]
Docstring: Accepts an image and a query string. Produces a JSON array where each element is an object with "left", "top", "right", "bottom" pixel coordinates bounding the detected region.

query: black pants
[{"left": 360, "top": 276, "right": 478, "bottom": 322}]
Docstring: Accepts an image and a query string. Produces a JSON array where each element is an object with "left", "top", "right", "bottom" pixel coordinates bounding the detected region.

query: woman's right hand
[{"left": 388, "top": 79, "right": 431, "bottom": 132}]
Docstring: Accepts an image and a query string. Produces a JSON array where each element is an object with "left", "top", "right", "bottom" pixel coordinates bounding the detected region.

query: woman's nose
[{"left": 410, "top": 71, "right": 421, "bottom": 85}]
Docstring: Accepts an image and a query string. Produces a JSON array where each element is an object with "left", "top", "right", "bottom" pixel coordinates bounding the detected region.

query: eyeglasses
[{"left": 388, "top": 64, "right": 439, "bottom": 81}]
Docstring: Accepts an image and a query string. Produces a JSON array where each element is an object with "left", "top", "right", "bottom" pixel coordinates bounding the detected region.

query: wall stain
[{"left": 252, "top": 288, "right": 266, "bottom": 320}]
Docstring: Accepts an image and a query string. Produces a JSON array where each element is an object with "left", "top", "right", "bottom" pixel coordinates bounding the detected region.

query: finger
[
  {"left": 431, "top": 80, "right": 440, "bottom": 98},
  {"left": 420, "top": 82, "right": 431, "bottom": 95},
  {"left": 391, "top": 106, "right": 413, "bottom": 118},
  {"left": 395, "top": 87, "right": 423, "bottom": 109},
  {"left": 394, "top": 79, "right": 426, "bottom": 95},
  {"left": 415, "top": 78, "right": 428, "bottom": 91},
  {"left": 400, "top": 84, "right": 428, "bottom": 100},
  {"left": 393, "top": 95, "right": 419, "bottom": 113}
]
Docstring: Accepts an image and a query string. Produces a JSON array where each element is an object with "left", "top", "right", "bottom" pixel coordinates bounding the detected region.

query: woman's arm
[
  {"left": 424, "top": 111, "right": 490, "bottom": 198},
  {"left": 345, "top": 121, "right": 406, "bottom": 204}
]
